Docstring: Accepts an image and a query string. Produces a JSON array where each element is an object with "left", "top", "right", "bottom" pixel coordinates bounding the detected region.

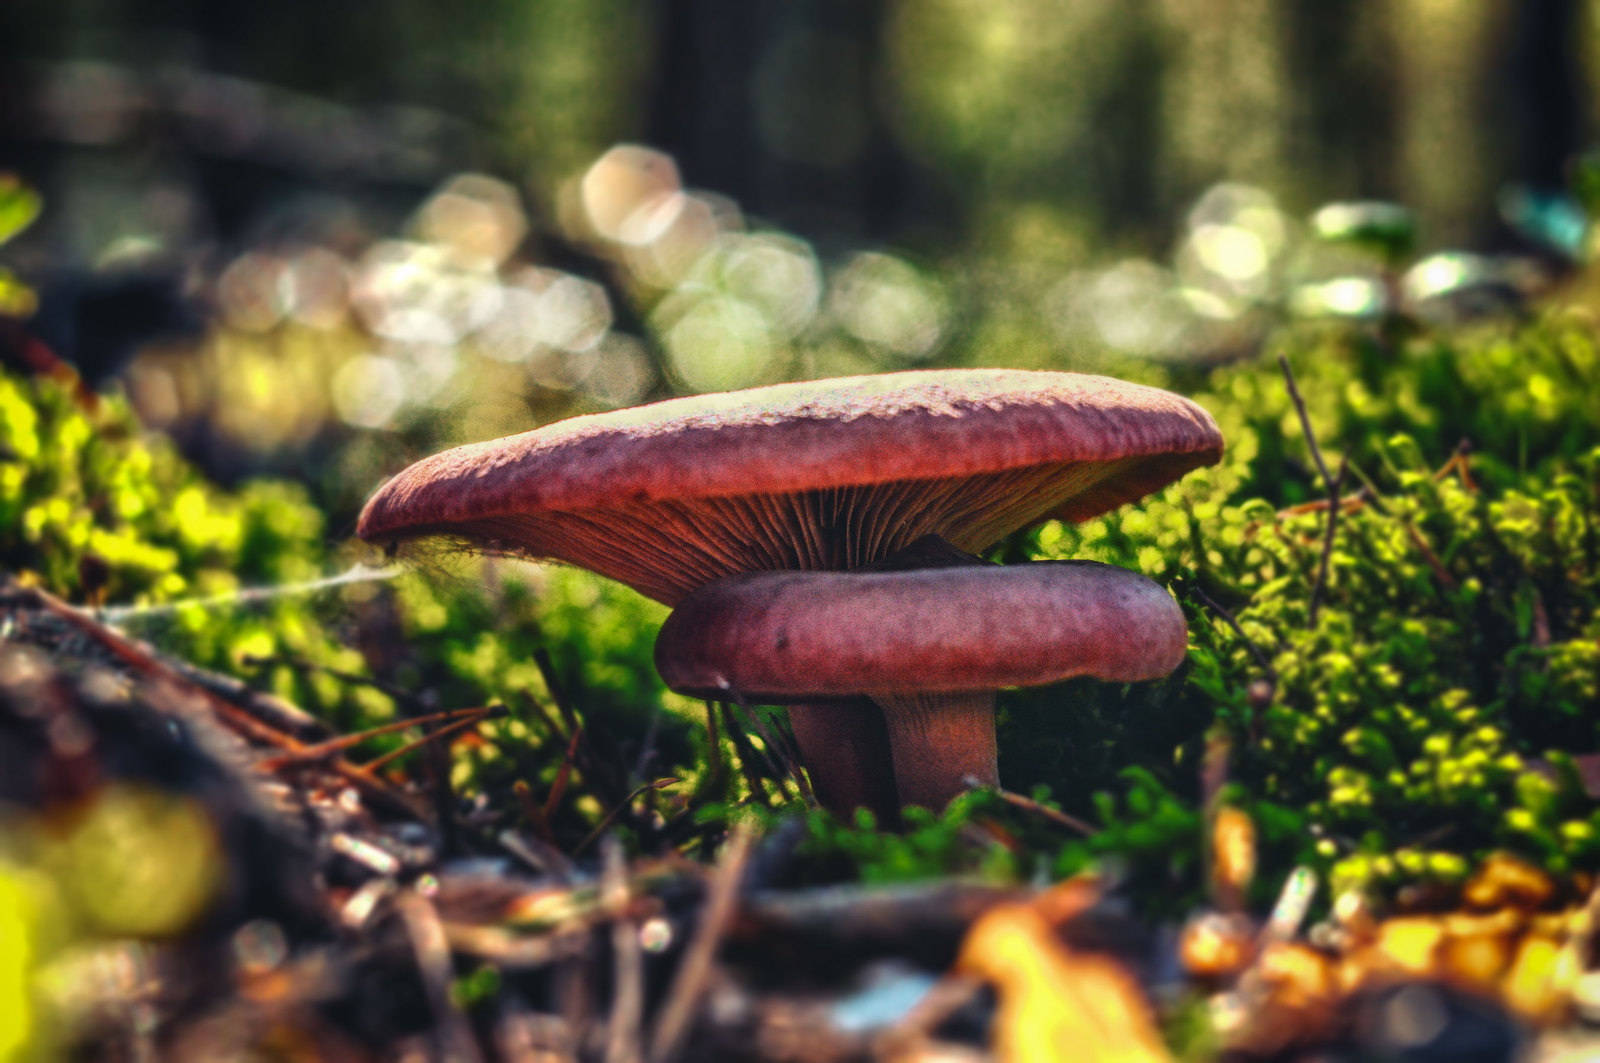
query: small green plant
[
  {"left": 5, "top": 278, "right": 1598, "bottom": 903},
  {"left": 1000, "top": 316, "right": 1600, "bottom": 897}
]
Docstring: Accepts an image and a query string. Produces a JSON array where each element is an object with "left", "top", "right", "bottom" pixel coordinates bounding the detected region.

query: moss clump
[
  {"left": 0, "top": 373, "right": 700, "bottom": 830},
  {"left": 4, "top": 308, "right": 1598, "bottom": 897},
  {"left": 995, "top": 317, "right": 1600, "bottom": 901}
]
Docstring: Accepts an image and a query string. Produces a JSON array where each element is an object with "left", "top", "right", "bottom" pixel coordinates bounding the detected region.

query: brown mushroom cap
[
  {"left": 356, "top": 369, "right": 1222, "bottom": 606},
  {"left": 656, "top": 559, "right": 1189, "bottom": 811},
  {"left": 653, "top": 561, "right": 1189, "bottom": 701}
]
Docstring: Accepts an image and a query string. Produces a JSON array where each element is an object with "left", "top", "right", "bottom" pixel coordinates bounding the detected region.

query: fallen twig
[
  {"left": 398, "top": 890, "right": 485, "bottom": 1063},
  {"left": 981, "top": 781, "right": 1098, "bottom": 836},
  {"left": 1278, "top": 353, "right": 1335, "bottom": 493},
  {"left": 1189, "top": 585, "right": 1277, "bottom": 686},
  {"left": 362, "top": 708, "right": 500, "bottom": 775},
  {"left": 258, "top": 705, "right": 500, "bottom": 770},
  {"left": 721, "top": 680, "right": 816, "bottom": 806},
  {"left": 604, "top": 836, "right": 644, "bottom": 1063},
  {"left": 648, "top": 822, "right": 758, "bottom": 1063},
  {"left": 10, "top": 583, "right": 427, "bottom": 819},
  {"left": 1308, "top": 456, "right": 1348, "bottom": 629},
  {"left": 1403, "top": 519, "right": 1459, "bottom": 590},
  {"left": 574, "top": 779, "right": 682, "bottom": 857}
]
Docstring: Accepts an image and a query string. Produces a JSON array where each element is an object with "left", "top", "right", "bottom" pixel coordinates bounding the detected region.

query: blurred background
[{"left": 2, "top": 0, "right": 1598, "bottom": 526}]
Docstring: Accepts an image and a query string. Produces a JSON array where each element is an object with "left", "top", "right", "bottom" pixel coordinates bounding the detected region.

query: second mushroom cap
[
  {"left": 655, "top": 557, "right": 1190, "bottom": 812},
  {"left": 654, "top": 560, "right": 1189, "bottom": 700}
]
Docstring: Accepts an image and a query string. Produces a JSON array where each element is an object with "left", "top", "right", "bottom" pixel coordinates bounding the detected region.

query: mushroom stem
[
  {"left": 871, "top": 691, "right": 998, "bottom": 812},
  {"left": 785, "top": 698, "right": 901, "bottom": 824}
]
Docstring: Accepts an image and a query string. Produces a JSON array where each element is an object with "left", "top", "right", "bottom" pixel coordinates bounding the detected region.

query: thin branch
[
  {"left": 257, "top": 705, "right": 501, "bottom": 769},
  {"left": 720, "top": 680, "right": 815, "bottom": 806},
  {"left": 533, "top": 647, "right": 627, "bottom": 806},
  {"left": 1278, "top": 353, "right": 1334, "bottom": 492},
  {"left": 717, "top": 702, "right": 772, "bottom": 804},
  {"left": 1277, "top": 440, "right": 1471, "bottom": 520},
  {"left": 647, "top": 823, "right": 758, "bottom": 1063},
  {"left": 1307, "top": 456, "right": 1348, "bottom": 629},
  {"left": 981, "top": 782, "right": 1097, "bottom": 836},
  {"left": 631, "top": 706, "right": 662, "bottom": 787},
  {"left": 1189, "top": 585, "right": 1276, "bottom": 683},
  {"left": 361, "top": 710, "right": 498, "bottom": 775},
  {"left": 545, "top": 723, "right": 585, "bottom": 822},
  {"left": 18, "top": 585, "right": 426, "bottom": 819},
  {"left": 573, "top": 779, "right": 681, "bottom": 857},
  {"left": 533, "top": 646, "right": 581, "bottom": 736},
  {"left": 1403, "top": 519, "right": 1459, "bottom": 590},
  {"left": 703, "top": 699, "right": 725, "bottom": 793},
  {"left": 513, "top": 780, "right": 556, "bottom": 844},
  {"left": 603, "top": 836, "right": 644, "bottom": 1063}
]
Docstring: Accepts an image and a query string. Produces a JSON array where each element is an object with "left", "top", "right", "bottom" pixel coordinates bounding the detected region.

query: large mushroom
[
  {"left": 654, "top": 543, "right": 1189, "bottom": 811},
  {"left": 357, "top": 369, "right": 1222, "bottom": 815}
]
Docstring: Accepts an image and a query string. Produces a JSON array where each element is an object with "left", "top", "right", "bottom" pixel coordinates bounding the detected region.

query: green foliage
[
  {"left": 791, "top": 792, "right": 1025, "bottom": 886},
  {"left": 1002, "top": 315, "right": 1600, "bottom": 898},
  {"left": 0, "top": 175, "right": 41, "bottom": 247},
  {"left": 0, "top": 371, "right": 700, "bottom": 836},
  {"left": 5, "top": 301, "right": 1599, "bottom": 901},
  {"left": 0, "top": 174, "right": 40, "bottom": 317}
]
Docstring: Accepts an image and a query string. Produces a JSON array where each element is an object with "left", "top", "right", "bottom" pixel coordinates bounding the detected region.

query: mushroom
[
  {"left": 654, "top": 543, "right": 1190, "bottom": 811},
  {"left": 357, "top": 369, "right": 1222, "bottom": 815}
]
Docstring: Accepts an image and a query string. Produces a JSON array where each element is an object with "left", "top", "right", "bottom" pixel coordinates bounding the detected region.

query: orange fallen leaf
[{"left": 957, "top": 881, "right": 1172, "bottom": 1063}]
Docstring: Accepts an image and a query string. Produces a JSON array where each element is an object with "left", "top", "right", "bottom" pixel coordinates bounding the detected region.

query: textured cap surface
[
  {"left": 654, "top": 561, "right": 1189, "bottom": 700},
  {"left": 357, "top": 369, "right": 1222, "bottom": 604}
]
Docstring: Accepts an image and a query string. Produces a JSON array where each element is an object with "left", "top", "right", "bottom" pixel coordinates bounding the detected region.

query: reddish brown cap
[
  {"left": 357, "top": 369, "right": 1222, "bottom": 604},
  {"left": 653, "top": 561, "right": 1189, "bottom": 701}
]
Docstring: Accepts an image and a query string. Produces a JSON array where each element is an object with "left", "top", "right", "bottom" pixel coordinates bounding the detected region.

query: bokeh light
[
  {"left": 657, "top": 293, "right": 783, "bottom": 393},
  {"left": 580, "top": 145, "right": 682, "bottom": 243},
  {"left": 331, "top": 353, "right": 408, "bottom": 429},
  {"left": 829, "top": 252, "right": 948, "bottom": 361}
]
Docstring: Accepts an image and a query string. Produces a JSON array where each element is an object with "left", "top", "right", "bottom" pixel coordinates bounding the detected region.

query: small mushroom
[
  {"left": 356, "top": 369, "right": 1221, "bottom": 816},
  {"left": 654, "top": 543, "right": 1189, "bottom": 811}
]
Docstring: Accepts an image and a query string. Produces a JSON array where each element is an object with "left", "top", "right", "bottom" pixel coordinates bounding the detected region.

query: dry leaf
[{"left": 957, "top": 882, "right": 1172, "bottom": 1063}]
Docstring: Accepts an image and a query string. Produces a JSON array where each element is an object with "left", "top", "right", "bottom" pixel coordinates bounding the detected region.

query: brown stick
[
  {"left": 257, "top": 705, "right": 500, "bottom": 768},
  {"left": 1307, "top": 456, "right": 1348, "bottom": 629},
  {"left": 603, "top": 836, "right": 644, "bottom": 1063},
  {"left": 1278, "top": 353, "right": 1335, "bottom": 492},
  {"left": 1403, "top": 519, "right": 1459, "bottom": 590},
  {"left": 985, "top": 783, "right": 1097, "bottom": 836},
  {"left": 514, "top": 780, "right": 556, "bottom": 844},
  {"left": 1189, "top": 585, "right": 1277, "bottom": 685},
  {"left": 545, "top": 723, "right": 585, "bottom": 822},
  {"left": 717, "top": 702, "right": 772, "bottom": 804},
  {"left": 647, "top": 823, "right": 757, "bottom": 1063},
  {"left": 573, "top": 779, "right": 681, "bottom": 857},
  {"left": 17, "top": 585, "right": 427, "bottom": 819},
  {"left": 362, "top": 711, "right": 496, "bottom": 774}
]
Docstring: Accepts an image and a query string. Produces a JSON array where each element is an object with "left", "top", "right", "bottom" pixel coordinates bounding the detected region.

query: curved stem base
[
  {"left": 786, "top": 698, "right": 901, "bottom": 825},
  {"left": 874, "top": 692, "right": 998, "bottom": 813}
]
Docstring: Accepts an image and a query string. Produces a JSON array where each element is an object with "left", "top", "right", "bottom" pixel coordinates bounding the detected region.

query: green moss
[
  {"left": 5, "top": 308, "right": 1598, "bottom": 895},
  {"left": 994, "top": 316, "right": 1600, "bottom": 899}
]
